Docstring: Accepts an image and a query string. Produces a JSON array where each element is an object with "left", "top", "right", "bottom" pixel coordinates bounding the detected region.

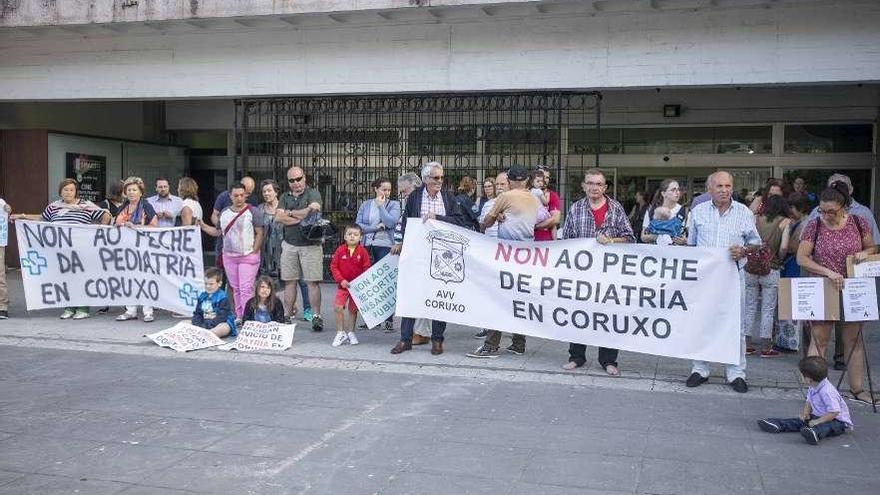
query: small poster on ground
[
  {"left": 218, "top": 321, "right": 295, "bottom": 351},
  {"left": 842, "top": 278, "right": 880, "bottom": 322},
  {"left": 146, "top": 322, "right": 225, "bottom": 352}
]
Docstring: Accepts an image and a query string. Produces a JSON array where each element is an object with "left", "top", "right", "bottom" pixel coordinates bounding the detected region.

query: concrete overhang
[{"left": 0, "top": 0, "right": 825, "bottom": 30}]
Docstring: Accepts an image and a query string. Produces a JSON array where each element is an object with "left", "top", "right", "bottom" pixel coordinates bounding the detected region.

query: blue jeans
[
  {"left": 298, "top": 279, "right": 310, "bottom": 311},
  {"left": 401, "top": 317, "right": 445, "bottom": 343},
  {"left": 766, "top": 416, "right": 847, "bottom": 439}
]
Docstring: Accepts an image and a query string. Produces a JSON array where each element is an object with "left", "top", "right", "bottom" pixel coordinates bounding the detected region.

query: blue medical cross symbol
[
  {"left": 20, "top": 250, "right": 48, "bottom": 276},
  {"left": 178, "top": 283, "right": 199, "bottom": 307}
]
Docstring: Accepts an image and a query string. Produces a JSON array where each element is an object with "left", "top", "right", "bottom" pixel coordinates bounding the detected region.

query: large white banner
[
  {"left": 15, "top": 221, "right": 205, "bottom": 314},
  {"left": 349, "top": 255, "right": 398, "bottom": 329},
  {"left": 397, "top": 220, "right": 742, "bottom": 365}
]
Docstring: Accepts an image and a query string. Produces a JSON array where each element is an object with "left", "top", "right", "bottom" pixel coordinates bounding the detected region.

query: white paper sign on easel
[
  {"left": 790, "top": 278, "right": 825, "bottom": 320},
  {"left": 842, "top": 278, "right": 880, "bottom": 322}
]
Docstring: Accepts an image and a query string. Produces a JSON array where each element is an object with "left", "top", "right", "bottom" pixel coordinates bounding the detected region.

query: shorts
[
  {"left": 280, "top": 242, "right": 324, "bottom": 282},
  {"left": 334, "top": 288, "right": 358, "bottom": 313}
]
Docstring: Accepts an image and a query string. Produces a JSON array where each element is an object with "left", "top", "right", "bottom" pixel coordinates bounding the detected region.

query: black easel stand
[{"left": 835, "top": 327, "right": 877, "bottom": 413}]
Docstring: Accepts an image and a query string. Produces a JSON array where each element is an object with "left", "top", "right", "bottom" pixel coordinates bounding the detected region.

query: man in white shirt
[
  {"left": 147, "top": 177, "right": 183, "bottom": 228},
  {"left": 686, "top": 170, "right": 761, "bottom": 393}
]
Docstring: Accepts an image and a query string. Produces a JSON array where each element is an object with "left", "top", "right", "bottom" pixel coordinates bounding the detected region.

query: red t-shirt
[
  {"left": 591, "top": 201, "right": 609, "bottom": 229},
  {"left": 534, "top": 189, "right": 561, "bottom": 241}
]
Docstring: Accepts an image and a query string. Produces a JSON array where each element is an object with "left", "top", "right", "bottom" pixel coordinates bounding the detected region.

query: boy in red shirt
[{"left": 330, "top": 224, "right": 371, "bottom": 346}]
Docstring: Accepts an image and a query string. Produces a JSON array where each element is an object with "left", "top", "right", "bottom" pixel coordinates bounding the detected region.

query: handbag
[
  {"left": 744, "top": 243, "right": 772, "bottom": 276},
  {"left": 216, "top": 206, "right": 251, "bottom": 269},
  {"left": 301, "top": 218, "right": 338, "bottom": 243}
]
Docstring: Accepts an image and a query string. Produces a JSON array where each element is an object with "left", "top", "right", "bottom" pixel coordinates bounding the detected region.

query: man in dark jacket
[{"left": 389, "top": 161, "right": 466, "bottom": 356}]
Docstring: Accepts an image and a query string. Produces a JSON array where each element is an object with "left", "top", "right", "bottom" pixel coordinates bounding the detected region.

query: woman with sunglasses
[{"left": 797, "top": 182, "right": 877, "bottom": 406}]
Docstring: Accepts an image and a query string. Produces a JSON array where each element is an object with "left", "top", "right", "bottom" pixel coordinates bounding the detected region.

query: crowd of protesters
[{"left": 1, "top": 165, "right": 878, "bottom": 411}]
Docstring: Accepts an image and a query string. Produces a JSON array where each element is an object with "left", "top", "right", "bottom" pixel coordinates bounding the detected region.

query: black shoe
[
  {"left": 834, "top": 361, "right": 847, "bottom": 371},
  {"left": 466, "top": 344, "right": 501, "bottom": 359},
  {"left": 311, "top": 315, "right": 324, "bottom": 332},
  {"left": 686, "top": 372, "right": 708, "bottom": 388},
  {"left": 506, "top": 344, "right": 525, "bottom": 355},
  {"left": 757, "top": 419, "right": 781, "bottom": 433},
  {"left": 800, "top": 426, "right": 819, "bottom": 445},
  {"left": 0, "top": 310, "right": 7, "bottom": 320},
  {"left": 95, "top": 306, "right": 110, "bottom": 315},
  {"left": 473, "top": 329, "right": 489, "bottom": 339},
  {"left": 730, "top": 377, "right": 748, "bottom": 393}
]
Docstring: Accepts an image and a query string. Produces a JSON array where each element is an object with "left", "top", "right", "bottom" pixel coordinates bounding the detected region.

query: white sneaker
[
  {"left": 347, "top": 332, "right": 359, "bottom": 345},
  {"left": 143, "top": 314, "right": 155, "bottom": 323},
  {"left": 332, "top": 332, "right": 349, "bottom": 347},
  {"left": 72, "top": 310, "right": 90, "bottom": 320},
  {"left": 116, "top": 312, "right": 137, "bottom": 321},
  {"left": 59, "top": 309, "right": 75, "bottom": 319}
]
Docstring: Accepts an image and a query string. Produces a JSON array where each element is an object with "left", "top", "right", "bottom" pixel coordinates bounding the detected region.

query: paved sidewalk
[
  {"left": 2, "top": 271, "right": 879, "bottom": 402},
  {"left": 1, "top": 346, "right": 879, "bottom": 495}
]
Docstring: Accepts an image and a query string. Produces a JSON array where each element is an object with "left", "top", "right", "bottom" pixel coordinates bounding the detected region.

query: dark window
[{"left": 784, "top": 124, "right": 874, "bottom": 153}]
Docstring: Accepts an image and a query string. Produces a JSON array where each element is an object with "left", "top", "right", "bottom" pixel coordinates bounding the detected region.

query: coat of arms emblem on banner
[{"left": 426, "top": 229, "right": 469, "bottom": 284}]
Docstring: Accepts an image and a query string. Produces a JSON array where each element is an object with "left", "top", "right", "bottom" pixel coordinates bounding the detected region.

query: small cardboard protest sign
[
  {"left": 349, "top": 255, "right": 398, "bottom": 329},
  {"left": 778, "top": 278, "right": 840, "bottom": 321},
  {"left": 146, "top": 322, "right": 225, "bottom": 352},
  {"left": 842, "top": 278, "right": 880, "bottom": 322},
  {"left": 218, "top": 321, "right": 295, "bottom": 351},
  {"left": 846, "top": 254, "right": 880, "bottom": 278}
]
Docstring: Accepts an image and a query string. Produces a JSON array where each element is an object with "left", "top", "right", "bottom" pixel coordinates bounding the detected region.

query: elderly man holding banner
[
  {"left": 389, "top": 162, "right": 465, "bottom": 356},
  {"left": 686, "top": 170, "right": 761, "bottom": 393},
  {"left": 560, "top": 169, "right": 636, "bottom": 375}
]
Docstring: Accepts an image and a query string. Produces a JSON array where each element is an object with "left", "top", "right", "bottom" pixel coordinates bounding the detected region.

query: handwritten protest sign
[
  {"left": 15, "top": 221, "right": 204, "bottom": 314},
  {"left": 349, "top": 255, "right": 398, "bottom": 329},
  {"left": 0, "top": 201, "right": 8, "bottom": 247},
  {"left": 146, "top": 322, "right": 225, "bottom": 352},
  {"left": 218, "top": 321, "right": 296, "bottom": 351},
  {"left": 397, "top": 220, "right": 742, "bottom": 365}
]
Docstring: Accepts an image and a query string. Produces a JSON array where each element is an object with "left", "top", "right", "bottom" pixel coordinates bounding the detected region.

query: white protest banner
[
  {"left": 397, "top": 220, "right": 742, "bottom": 364},
  {"left": 842, "top": 278, "right": 880, "bottom": 322},
  {"left": 146, "top": 322, "right": 225, "bottom": 352},
  {"left": 15, "top": 221, "right": 204, "bottom": 314},
  {"left": 218, "top": 321, "right": 296, "bottom": 351},
  {"left": 349, "top": 255, "right": 398, "bottom": 329}
]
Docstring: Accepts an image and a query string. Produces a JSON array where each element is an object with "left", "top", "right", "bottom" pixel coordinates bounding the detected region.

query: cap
[{"left": 507, "top": 164, "right": 529, "bottom": 182}]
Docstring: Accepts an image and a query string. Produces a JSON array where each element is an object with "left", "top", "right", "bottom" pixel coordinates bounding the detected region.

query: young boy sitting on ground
[
  {"left": 329, "top": 224, "right": 371, "bottom": 347},
  {"left": 757, "top": 356, "right": 852, "bottom": 445},
  {"left": 192, "top": 268, "right": 237, "bottom": 338}
]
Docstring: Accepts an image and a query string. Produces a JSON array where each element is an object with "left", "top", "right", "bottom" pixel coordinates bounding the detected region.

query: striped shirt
[
  {"left": 41, "top": 200, "right": 104, "bottom": 225},
  {"left": 687, "top": 200, "right": 760, "bottom": 268}
]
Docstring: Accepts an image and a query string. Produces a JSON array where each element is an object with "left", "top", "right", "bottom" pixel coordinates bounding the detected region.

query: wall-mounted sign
[{"left": 65, "top": 153, "right": 106, "bottom": 204}]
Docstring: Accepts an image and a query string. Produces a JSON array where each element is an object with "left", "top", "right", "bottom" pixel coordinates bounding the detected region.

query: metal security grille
[{"left": 234, "top": 92, "right": 601, "bottom": 277}]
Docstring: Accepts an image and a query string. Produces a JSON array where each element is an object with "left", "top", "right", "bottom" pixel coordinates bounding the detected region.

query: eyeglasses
[
  {"left": 818, "top": 208, "right": 842, "bottom": 216},
  {"left": 287, "top": 176, "right": 304, "bottom": 183},
  {"left": 430, "top": 175, "right": 444, "bottom": 181}
]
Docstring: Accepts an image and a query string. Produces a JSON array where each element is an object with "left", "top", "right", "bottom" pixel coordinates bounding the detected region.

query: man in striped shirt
[{"left": 686, "top": 170, "right": 761, "bottom": 393}]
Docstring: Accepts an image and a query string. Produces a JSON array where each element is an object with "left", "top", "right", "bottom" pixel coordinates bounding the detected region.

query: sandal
[{"left": 849, "top": 390, "right": 879, "bottom": 406}]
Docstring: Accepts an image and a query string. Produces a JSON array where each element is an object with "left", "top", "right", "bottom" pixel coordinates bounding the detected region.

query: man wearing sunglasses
[
  {"left": 275, "top": 166, "right": 326, "bottom": 332},
  {"left": 390, "top": 161, "right": 467, "bottom": 356}
]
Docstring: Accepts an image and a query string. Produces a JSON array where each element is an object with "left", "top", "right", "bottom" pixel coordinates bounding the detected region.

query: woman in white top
[
  {"left": 640, "top": 178, "right": 688, "bottom": 245},
  {"left": 177, "top": 177, "right": 203, "bottom": 226}
]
